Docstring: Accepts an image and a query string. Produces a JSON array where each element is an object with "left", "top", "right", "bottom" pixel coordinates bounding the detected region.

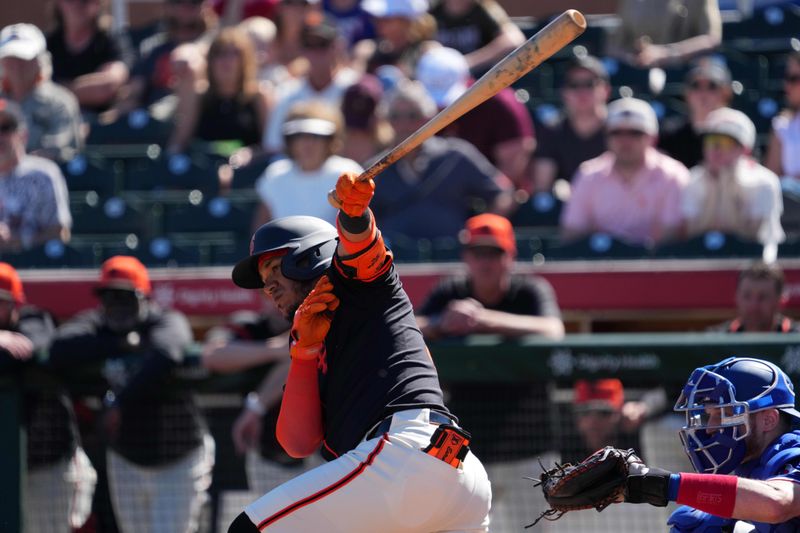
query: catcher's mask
[
  {"left": 232, "top": 216, "right": 337, "bottom": 288},
  {"left": 674, "top": 356, "right": 800, "bottom": 474}
]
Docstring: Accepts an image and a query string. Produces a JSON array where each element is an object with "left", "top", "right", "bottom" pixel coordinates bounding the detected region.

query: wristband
[
  {"left": 338, "top": 209, "right": 371, "bottom": 234},
  {"left": 245, "top": 392, "right": 266, "bottom": 416},
  {"left": 675, "top": 473, "right": 738, "bottom": 518}
]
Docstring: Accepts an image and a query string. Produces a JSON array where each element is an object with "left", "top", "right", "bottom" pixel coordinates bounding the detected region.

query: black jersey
[{"left": 319, "top": 259, "right": 451, "bottom": 459}]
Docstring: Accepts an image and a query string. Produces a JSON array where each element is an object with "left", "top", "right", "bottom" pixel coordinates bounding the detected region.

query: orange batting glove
[
  {"left": 289, "top": 275, "right": 339, "bottom": 361},
  {"left": 330, "top": 172, "right": 375, "bottom": 218}
]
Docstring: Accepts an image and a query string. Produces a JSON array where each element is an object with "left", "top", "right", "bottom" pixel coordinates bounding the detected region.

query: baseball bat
[{"left": 359, "top": 9, "right": 586, "bottom": 182}]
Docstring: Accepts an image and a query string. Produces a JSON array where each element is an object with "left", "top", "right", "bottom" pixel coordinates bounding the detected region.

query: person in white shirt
[
  {"left": 682, "top": 107, "right": 784, "bottom": 256},
  {"left": 253, "top": 100, "right": 363, "bottom": 229},
  {"left": 262, "top": 13, "right": 359, "bottom": 153}
]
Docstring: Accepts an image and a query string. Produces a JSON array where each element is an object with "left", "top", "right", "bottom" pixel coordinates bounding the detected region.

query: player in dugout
[
  {"left": 577, "top": 356, "right": 800, "bottom": 531},
  {"left": 227, "top": 171, "right": 492, "bottom": 532}
]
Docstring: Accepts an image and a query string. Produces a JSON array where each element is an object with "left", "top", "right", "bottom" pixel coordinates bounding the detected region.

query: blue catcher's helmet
[
  {"left": 232, "top": 216, "right": 337, "bottom": 288},
  {"left": 674, "top": 357, "right": 800, "bottom": 474}
]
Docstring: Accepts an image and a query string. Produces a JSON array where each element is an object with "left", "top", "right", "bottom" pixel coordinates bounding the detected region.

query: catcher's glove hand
[{"left": 528, "top": 447, "right": 644, "bottom": 527}]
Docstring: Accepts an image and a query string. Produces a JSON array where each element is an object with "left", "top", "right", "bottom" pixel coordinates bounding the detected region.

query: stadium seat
[
  {"left": 85, "top": 110, "right": 171, "bottom": 146},
  {"left": 123, "top": 153, "right": 222, "bottom": 194},
  {"left": 136, "top": 236, "right": 207, "bottom": 267},
  {"left": 1, "top": 240, "right": 94, "bottom": 268},
  {"left": 60, "top": 154, "right": 118, "bottom": 195},
  {"left": 229, "top": 156, "right": 272, "bottom": 190},
  {"left": 653, "top": 232, "right": 764, "bottom": 259},
  {"left": 722, "top": 4, "right": 800, "bottom": 47},
  {"left": 544, "top": 234, "right": 649, "bottom": 260},
  {"left": 162, "top": 195, "right": 254, "bottom": 240},
  {"left": 71, "top": 195, "right": 153, "bottom": 236},
  {"left": 510, "top": 192, "right": 563, "bottom": 229}
]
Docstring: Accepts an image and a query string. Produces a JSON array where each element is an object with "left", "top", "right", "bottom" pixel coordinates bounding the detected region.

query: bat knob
[{"left": 327, "top": 190, "right": 343, "bottom": 210}]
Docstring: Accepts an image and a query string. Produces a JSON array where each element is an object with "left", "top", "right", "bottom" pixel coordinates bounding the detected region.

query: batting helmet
[
  {"left": 232, "top": 216, "right": 338, "bottom": 288},
  {"left": 674, "top": 356, "right": 800, "bottom": 474}
]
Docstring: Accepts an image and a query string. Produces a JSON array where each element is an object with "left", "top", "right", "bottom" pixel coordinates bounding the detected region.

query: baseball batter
[{"left": 227, "top": 172, "right": 492, "bottom": 532}]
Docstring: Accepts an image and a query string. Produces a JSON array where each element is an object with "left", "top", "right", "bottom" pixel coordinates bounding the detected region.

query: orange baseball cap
[
  {"left": 460, "top": 213, "right": 517, "bottom": 256},
  {"left": 573, "top": 379, "right": 624, "bottom": 412},
  {"left": 96, "top": 256, "right": 151, "bottom": 295},
  {"left": 0, "top": 262, "right": 25, "bottom": 304}
]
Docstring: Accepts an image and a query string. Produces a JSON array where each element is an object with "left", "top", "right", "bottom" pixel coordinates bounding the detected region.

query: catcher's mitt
[{"left": 527, "top": 446, "right": 643, "bottom": 527}]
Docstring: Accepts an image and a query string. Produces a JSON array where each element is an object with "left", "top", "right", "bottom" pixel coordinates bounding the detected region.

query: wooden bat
[{"left": 359, "top": 9, "right": 586, "bottom": 182}]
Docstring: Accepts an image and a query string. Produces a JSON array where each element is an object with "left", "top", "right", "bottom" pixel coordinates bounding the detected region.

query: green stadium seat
[
  {"left": 545, "top": 234, "right": 649, "bottom": 260},
  {"left": 653, "top": 233, "right": 764, "bottom": 259}
]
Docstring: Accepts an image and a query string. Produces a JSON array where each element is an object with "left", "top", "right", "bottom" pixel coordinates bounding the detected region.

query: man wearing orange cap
[
  {"left": 49, "top": 256, "right": 213, "bottom": 533},
  {"left": 417, "top": 213, "right": 564, "bottom": 531},
  {"left": 0, "top": 262, "right": 96, "bottom": 533}
]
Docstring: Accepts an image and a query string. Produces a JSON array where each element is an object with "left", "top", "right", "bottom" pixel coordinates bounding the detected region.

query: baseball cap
[
  {"left": 342, "top": 74, "right": 383, "bottom": 130},
  {"left": 300, "top": 11, "right": 339, "bottom": 47},
  {"left": 0, "top": 98, "right": 27, "bottom": 131},
  {"left": 362, "top": 0, "right": 429, "bottom": 19},
  {"left": 686, "top": 58, "right": 732, "bottom": 86},
  {"left": 0, "top": 23, "right": 46, "bottom": 61},
  {"left": 700, "top": 107, "right": 756, "bottom": 151},
  {"left": 459, "top": 213, "right": 517, "bottom": 256},
  {"left": 573, "top": 379, "right": 624, "bottom": 413},
  {"left": 96, "top": 256, "right": 152, "bottom": 295},
  {"left": 606, "top": 97, "right": 658, "bottom": 136},
  {"left": 415, "top": 47, "right": 469, "bottom": 108},
  {"left": 565, "top": 54, "right": 608, "bottom": 82},
  {"left": 0, "top": 262, "right": 25, "bottom": 304}
]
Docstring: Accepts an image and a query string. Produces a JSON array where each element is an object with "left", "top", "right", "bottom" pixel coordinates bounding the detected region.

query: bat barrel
[{"left": 357, "top": 9, "right": 587, "bottom": 182}]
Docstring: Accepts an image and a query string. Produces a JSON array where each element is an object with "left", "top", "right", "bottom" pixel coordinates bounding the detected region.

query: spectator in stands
[
  {"left": 110, "top": 0, "right": 215, "bottom": 116},
  {"left": 430, "top": 0, "right": 525, "bottom": 75},
  {"left": 561, "top": 379, "right": 645, "bottom": 465},
  {"left": 239, "top": 16, "right": 291, "bottom": 87},
  {"left": 659, "top": 59, "right": 733, "bottom": 170},
  {"left": 606, "top": 0, "right": 722, "bottom": 68},
  {"left": 711, "top": 261, "right": 799, "bottom": 333},
  {"left": 0, "top": 263, "right": 97, "bottom": 533},
  {"left": 212, "top": 0, "right": 279, "bottom": 27},
  {"left": 682, "top": 107, "right": 784, "bottom": 250},
  {"left": 254, "top": 100, "right": 362, "bottom": 227},
  {"left": 323, "top": 0, "right": 376, "bottom": 49},
  {"left": 370, "top": 80, "right": 513, "bottom": 247},
  {"left": 340, "top": 73, "right": 393, "bottom": 165},
  {"left": 357, "top": 0, "right": 438, "bottom": 77},
  {"left": 766, "top": 51, "right": 800, "bottom": 183},
  {"left": 415, "top": 46, "right": 536, "bottom": 192},
  {"left": 416, "top": 213, "right": 563, "bottom": 531},
  {"left": 0, "top": 23, "right": 83, "bottom": 161},
  {"left": 262, "top": 11, "right": 358, "bottom": 153},
  {"left": 0, "top": 98, "right": 72, "bottom": 252},
  {"left": 49, "top": 256, "right": 214, "bottom": 533},
  {"left": 533, "top": 54, "right": 610, "bottom": 194},
  {"left": 273, "top": 0, "right": 323, "bottom": 78},
  {"left": 560, "top": 97, "right": 689, "bottom": 247},
  {"left": 202, "top": 309, "right": 320, "bottom": 494},
  {"left": 168, "top": 27, "right": 271, "bottom": 155},
  {"left": 47, "top": 0, "right": 130, "bottom": 115}
]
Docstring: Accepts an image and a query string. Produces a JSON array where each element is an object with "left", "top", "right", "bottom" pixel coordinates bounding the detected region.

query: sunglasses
[
  {"left": 608, "top": 129, "right": 646, "bottom": 138},
  {"left": 0, "top": 121, "right": 18, "bottom": 134},
  {"left": 564, "top": 78, "right": 598, "bottom": 90},
  {"left": 688, "top": 79, "right": 722, "bottom": 91},
  {"left": 785, "top": 74, "right": 800, "bottom": 85},
  {"left": 704, "top": 134, "right": 739, "bottom": 150}
]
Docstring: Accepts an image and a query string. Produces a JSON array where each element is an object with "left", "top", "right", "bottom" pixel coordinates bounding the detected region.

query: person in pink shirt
[{"left": 560, "top": 97, "right": 690, "bottom": 247}]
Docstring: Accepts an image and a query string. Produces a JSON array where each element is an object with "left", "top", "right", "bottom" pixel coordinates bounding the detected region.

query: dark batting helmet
[{"left": 232, "top": 216, "right": 338, "bottom": 288}]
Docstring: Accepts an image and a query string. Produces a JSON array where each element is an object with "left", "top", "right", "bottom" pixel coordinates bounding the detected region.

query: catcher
[{"left": 535, "top": 357, "right": 800, "bottom": 532}]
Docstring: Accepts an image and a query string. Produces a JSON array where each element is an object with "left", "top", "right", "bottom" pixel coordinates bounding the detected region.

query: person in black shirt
[
  {"left": 711, "top": 261, "right": 800, "bottom": 333},
  {"left": 533, "top": 55, "right": 610, "bottom": 193},
  {"left": 416, "top": 213, "right": 563, "bottom": 531},
  {"left": 49, "top": 256, "right": 214, "bottom": 533},
  {"left": 658, "top": 59, "right": 733, "bottom": 170},
  {"left": 0, "top": 262, "right": 97, "bottom": 533},
  {"left": 227, "top": 173, "right": 491, "bottom": 532},
  {"left": 47, "top": 0, "right": 130, "bottom": 114}
]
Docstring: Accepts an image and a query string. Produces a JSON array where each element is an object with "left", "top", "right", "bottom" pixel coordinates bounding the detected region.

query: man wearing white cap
[
  {"left": 560, "top": 97, "right": 690, "bottom": 247},
  {"left": 0, "top": 23, "right": 82, "bottom": 161},
  {"left": 682, "top": 107, "right": 784, "bottom": 251}
]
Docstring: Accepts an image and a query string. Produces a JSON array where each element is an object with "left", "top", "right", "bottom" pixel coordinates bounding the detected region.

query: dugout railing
[{"left": 4, "top": 333, "right": 800, "bottom": 532}]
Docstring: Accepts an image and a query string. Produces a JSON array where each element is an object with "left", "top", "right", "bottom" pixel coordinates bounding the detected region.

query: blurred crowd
[{"left": 0, "top": 0, "right": 797, "bottom": 264}]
